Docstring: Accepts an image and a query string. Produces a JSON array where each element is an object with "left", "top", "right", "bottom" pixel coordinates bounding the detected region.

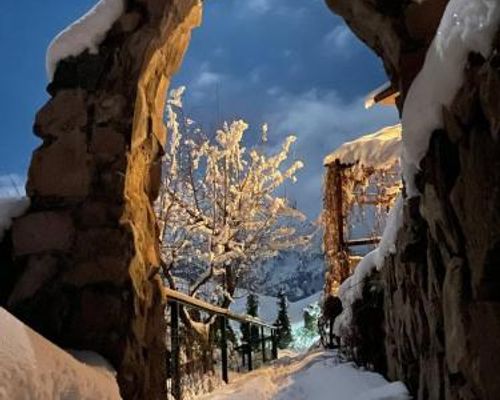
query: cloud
[
  {"left": 243, "top": 0, "right": 271, "bottom": 14},
  {"left": 323, "top": 24, "right": 357, "bottom": 56},
  {"left": 189, "top": 63, "right": 226, "bottom": 101},
  {"left": 263, "top": 89, "right": 399, "bottom": 218},
  {"left": 237, "top": 0, "right": 307, "bottom": 19}
]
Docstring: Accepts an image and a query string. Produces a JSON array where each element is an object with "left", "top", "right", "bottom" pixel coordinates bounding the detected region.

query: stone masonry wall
[
  {"left": 326, "top": 0, "right": 500, "bottom": 399},
  {"left": 383, "top": 38, "right": 500, "bottom": 399},
  {"left": 1, "top": 1, "right": 202, "bottom": 399}
]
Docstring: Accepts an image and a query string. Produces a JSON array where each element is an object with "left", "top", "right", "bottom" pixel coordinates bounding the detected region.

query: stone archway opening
[
  {"left": 0, "top": 0, "right": 440, "bottom": 398},
  {"left": 6, "top": 1, "right": 500, "bottom": 400}
]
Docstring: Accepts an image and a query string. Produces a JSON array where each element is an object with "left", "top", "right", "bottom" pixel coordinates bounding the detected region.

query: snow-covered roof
[
  {"left": 323, "top": 124, "right": 401, "bottom": 170},
  {"left": 46, "top": 0, "right": 125, "bottom": 81}
]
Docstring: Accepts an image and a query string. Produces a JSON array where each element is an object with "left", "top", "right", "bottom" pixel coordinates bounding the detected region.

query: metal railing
[{"left": 165, "top": 288, "right": 278, "bottom": 400}]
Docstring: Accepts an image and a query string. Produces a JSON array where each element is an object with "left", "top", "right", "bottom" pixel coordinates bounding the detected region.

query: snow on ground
[
  {"left": 323, "top": 124, "right": 401, "bottom": 170},
  {"left": 402, "top": 0, "right": 500, "bottom": 196},
  {"left": 198, "top": 350, "right": 410, "bottom": 400},
  {"left": 0, "top": 308, "right": 121, "bottom": 399},
  {"left": 46, "top": 0, "right": 125, "bottom": 80},
  {"left": 0, "top": 197, "right": 29, "bottom": 241}
]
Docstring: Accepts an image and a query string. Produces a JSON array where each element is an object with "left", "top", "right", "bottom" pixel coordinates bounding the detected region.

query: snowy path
[{"left": 198, "top": 350, "right": 409, "bottom": 400}]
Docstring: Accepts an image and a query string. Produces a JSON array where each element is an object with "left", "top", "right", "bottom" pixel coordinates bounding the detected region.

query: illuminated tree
[{"left": 157, "top": 87, "right": 309, "bottom": 336}]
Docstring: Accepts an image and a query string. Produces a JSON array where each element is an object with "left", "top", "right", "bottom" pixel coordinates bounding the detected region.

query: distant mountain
[{"left": 169, "top": 218, "right": 325, "bottom": 303}]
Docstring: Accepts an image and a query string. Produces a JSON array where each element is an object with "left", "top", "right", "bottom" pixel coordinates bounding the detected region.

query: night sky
[{"left": 0, "top": 0, "right": 398, "bottom": 216}]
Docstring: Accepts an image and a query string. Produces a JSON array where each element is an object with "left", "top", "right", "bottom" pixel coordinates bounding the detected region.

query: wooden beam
[
  {"left": 345, "top": 237, "right": 381, "bottom": 247},
  {"left": 334, "top": 160, "right": 344, "bottom": 251},
  {"left": 163, "top": 288, "right": 275, "bottom": 329}
]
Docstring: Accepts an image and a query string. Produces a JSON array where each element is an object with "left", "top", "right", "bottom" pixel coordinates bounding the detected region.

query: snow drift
[{"left": 0, "top": 308, "right": 121, "bottom": 399}]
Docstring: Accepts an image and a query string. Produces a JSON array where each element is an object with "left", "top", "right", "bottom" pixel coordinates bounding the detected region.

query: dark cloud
[
  {"left": 172, "top": 0, "right": 399, "bottom": 218},
  {"left": 264, "top": 90, "right": 398, "bottom": 218}
]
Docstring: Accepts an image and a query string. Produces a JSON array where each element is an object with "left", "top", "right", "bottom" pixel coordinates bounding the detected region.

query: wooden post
[
  {"left": 335, "top": 161, "right": 344, "bottom": 252},
  {"left": 260, "top": 326, "right": 266, "bottom": 363},
  {"left": 329, "top": 317, "right": 334, "bottom": 349},
  {"left": 247, "top": 342, "right": 253, "bottom": 371},
  {"left": 220, "top": 317, "right": 228, "bottom": 383},
  {"left": 171, "top": 302, "right": 182, "bottom": 400},
  {"left": 271, "top": 330, "right": 278, "bottom": 360}
]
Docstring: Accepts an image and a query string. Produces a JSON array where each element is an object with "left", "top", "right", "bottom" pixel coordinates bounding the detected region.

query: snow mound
[
  {"left": 0, "top": 197, "right": 29, "bottom": 241},
  {"left": 324, "top": 124, "right": 401, "bottom": 170},
  {"left": 46, "top": 0, "right": 125, "bottom": 81},
  {"left": 354, "top": 382, "right": 411, "bottom": 400},
  {"left": 402, "top": 0, "right": 500, "bottom": 196},
  {"left": 200, "top": 351, "right": 409, "bottom": 400},
  {"left": 0, "top": 308, "right": 121, "bottom": 399}
]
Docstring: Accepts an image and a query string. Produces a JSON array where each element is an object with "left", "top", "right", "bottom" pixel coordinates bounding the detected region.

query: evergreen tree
[
  {"left": 303, "top": 308, "right": 315, "bottom": 333},
  {"left": 274, "top": 289, "right": 293, "bottom": 349},
  {"left": 241, "top": 293, "right": 260, "bottom": 348},
  {"left": 303, "top": 303, "right": 320, "bottom": 333}
]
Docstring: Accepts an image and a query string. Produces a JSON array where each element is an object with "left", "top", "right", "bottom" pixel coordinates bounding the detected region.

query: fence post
[
  {"left": 329, "top": 317, "right": 334, "bottom": 349},
  {"left": 260, "top": 326, "right": 266, "bottom": 363},
  {"left": 220, "top": 316, "right": 229, "bottom": 383},
  {"left": 247, "top": 342, "right": 253, "bottom": 371},
  {"left": 271, "top": 330, "right": 278, "bottom": 360},
  {"left": 171, "top": 301, "right": 182, "bottom": 400}
]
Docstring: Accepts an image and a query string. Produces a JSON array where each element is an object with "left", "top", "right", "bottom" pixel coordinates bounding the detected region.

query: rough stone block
[
  {"left": 13, "top": 212, "right": 74, "bottom": 255},
  {"left": 62, "top": 256, "right": 129, "bottom": 286},
  {"left": 8, "top": 255, "right": 58, "bottom": 305},
  {"left": 27, "top": 129, "right": 92, "bottom": 198},
  {"left": 74, "top": 228, "right": 131, "bottom": 260},
  {"left": 90, "top": 127, "right": 126, "bottom": 159},
  {"left": 34, "top": 89, "right": 88, "bottom": 139}
]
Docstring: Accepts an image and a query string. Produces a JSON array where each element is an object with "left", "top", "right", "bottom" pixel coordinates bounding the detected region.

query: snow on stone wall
[
  {"left": 0, "top": 308, "right": 122, "bottom": 399},
  {"left": 334, "top": 195, "right": 403, "bottom": 337},
  {"left": 46, "top": 0, "right": 125, "bottom": 80},
  {"left": 402, "top": 0, "right": 500, "bottom": 196},
  {"left": 335, "top": 0, "right": 500, "bottom": 340}
]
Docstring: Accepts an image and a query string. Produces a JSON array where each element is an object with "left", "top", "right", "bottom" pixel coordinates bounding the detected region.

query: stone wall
[
  {"left": 1, "top": 1, "right": 202, "bottom": 399},
  {"left": 326, "top": 0, "right": 500, "bottom": 399},
  {"left": 383, "top": 40, "right": 500, "bottom": 399}
]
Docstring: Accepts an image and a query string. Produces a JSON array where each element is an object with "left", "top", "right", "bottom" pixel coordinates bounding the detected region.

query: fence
[{"left": 165, "top": 288, "right": 278, "bottom": 400}]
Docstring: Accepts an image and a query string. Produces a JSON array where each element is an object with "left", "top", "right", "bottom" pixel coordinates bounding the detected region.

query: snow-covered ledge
[
  {"left": 46, "top": 0, "right": 125, "bottom": 81},
  {"left": 0, "top": 308, "right": 121, "bottom": 399},
  {"left": 402, "top": 0, "right": 500, "bottom": 197}
]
